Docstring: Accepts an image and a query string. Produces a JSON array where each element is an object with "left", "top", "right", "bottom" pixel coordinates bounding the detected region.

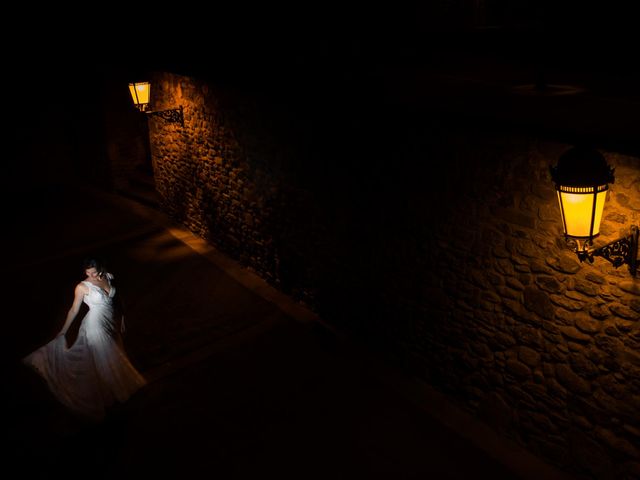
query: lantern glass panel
[
  {"left": 557, "top": 186, "right": 607, "bottom": 238},
  {"left": 129, "top": 82, "right": 151, "bottom": 110}
]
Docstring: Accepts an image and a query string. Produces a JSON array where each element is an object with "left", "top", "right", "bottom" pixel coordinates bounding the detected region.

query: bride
[{"left": 23, "top": 258, "right": 146, "bottom": 421}]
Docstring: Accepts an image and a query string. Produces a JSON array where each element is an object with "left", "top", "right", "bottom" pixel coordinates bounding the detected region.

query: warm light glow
[
  {"left": 128, "top": 82, "right": 151, "bottom": 111},
  {"left": 557, "top": 186, "right": 607, "bottom": 238}
]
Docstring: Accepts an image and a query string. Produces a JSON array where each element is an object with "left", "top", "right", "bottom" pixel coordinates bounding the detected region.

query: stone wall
[
  {"left": 147, "top": 73, "right": 319, "bottom": 294},
  {"left": 148, "top": 72, "right": 640, "bottom": 479},
  {"left": 384, "top": 133, "right": 640, "bottom": 480}
]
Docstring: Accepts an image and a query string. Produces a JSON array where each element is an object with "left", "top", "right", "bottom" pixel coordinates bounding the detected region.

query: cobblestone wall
[
  {"left": 379, "top": 133, "right": 640, "bottom": 480},
  {"left": 149, "top": 72, "right": 639, "bottom": 479},
  {"left": 148, "top": 73, "right": 331, "bottom": 299}
]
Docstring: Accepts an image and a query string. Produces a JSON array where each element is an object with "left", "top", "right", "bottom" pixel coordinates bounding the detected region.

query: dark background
[{"left": 4, "top": 1, "right": 640, "bottom": 199}]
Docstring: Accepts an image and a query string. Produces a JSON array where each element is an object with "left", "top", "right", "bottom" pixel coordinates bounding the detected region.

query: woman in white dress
[{"left": 23, "top": 258, "right": 146, "bottom": 421}]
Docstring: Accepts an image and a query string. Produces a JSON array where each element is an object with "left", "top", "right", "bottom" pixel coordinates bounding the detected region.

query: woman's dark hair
[{"left": 83, "top": 257, "right": 106, "bottom": 275}]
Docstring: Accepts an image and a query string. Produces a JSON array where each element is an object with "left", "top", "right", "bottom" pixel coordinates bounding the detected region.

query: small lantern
[
  {"left": 129, "top": 82, "right": 151, "bottom": 112},
  {"left": 127, "top": 81, "right": 184, "bottom": 125},
  {"left": 550, "top": 146, "right": 638, "bottom": 275}
]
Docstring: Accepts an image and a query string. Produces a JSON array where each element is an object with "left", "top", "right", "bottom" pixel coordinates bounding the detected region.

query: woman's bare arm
[{"left": 58, "top": 283, "right": 88, "bottom": 336}]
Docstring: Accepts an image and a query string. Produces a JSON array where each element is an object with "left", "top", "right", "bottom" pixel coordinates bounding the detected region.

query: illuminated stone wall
[
  {"left": 147, "top": 72, "right": 328, "bottom": 297},
  {"left": 150, "top": 72, "right": 640, "bottom": 479},
  {"left": 378, "top": 134, "right": 640, "bottom": 480},
  {"left": 149, "top": 73, "right": 277, "bottom": 276}
]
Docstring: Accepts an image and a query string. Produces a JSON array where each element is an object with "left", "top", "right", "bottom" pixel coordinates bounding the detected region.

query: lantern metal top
[{"left": 550, "top": 147, "right": 615, "bottom": 188}]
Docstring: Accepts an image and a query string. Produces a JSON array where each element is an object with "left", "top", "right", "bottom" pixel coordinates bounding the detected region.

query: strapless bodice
[{"left": 82, "top": 280, "right": 115, "bottom": 308}]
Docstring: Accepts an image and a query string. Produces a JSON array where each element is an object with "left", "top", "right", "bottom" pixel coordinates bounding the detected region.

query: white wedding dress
[{"left": 23, "top": 274, "right": 147, "bottom": 421}]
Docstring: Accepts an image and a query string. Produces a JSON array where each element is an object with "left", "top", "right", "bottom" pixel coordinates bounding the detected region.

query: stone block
[
  {"left": 524, "top": 287, "right": 555, "bottom": 319},
  {"left": 555, "top": 364, "right": 591, "bottom": 394}
]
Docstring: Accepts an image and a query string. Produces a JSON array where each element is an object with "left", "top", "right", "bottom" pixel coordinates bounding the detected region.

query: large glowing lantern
[
  {"left": 550, "top": 146, "right": 638, "bottom": 275},
  {"left": 551, "top": 147, "right": 613, "bottom": 239}
]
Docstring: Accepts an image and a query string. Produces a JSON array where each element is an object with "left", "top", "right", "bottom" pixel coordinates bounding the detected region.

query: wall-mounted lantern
[
  {"left": 128, "top": 81, "right": 184, "bottom": 125},
  {"left": 550, "top": 146, "right": 638, "bottom": 276}
]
